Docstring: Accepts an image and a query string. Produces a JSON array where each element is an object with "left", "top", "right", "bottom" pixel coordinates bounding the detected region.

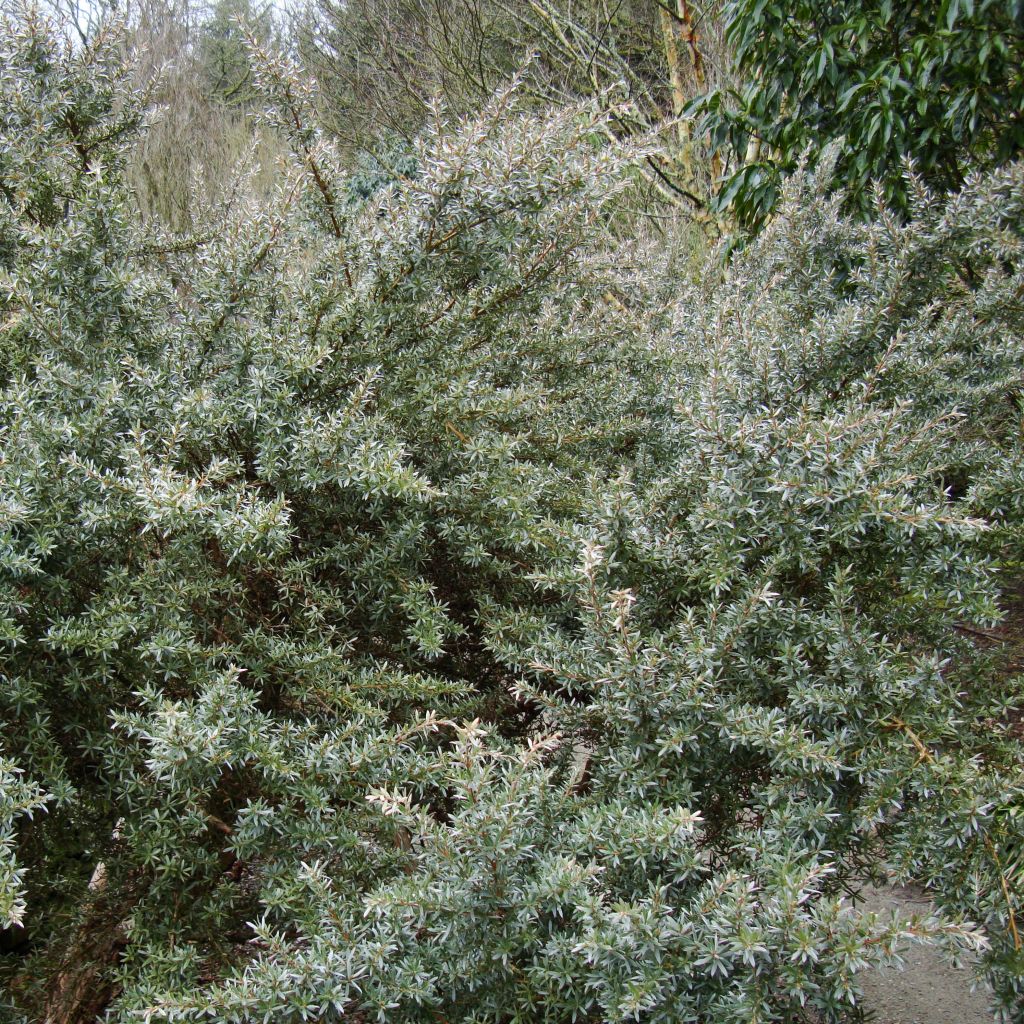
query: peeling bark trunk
[
  {"left": 676, "top": 0, "right": 705, "bottom": 89},
  {"left": 659, "top": 6, "right": 687, "bottom": 128},
  {"left": 660, "top": 0, "right": 714, "bottom": 194},
  {"left": 659, "top": 3, "right": 695, "bottom": 191}
]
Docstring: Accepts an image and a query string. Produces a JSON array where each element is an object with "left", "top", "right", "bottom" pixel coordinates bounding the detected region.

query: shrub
[{"left": 0, "top": 8, "right": 1021, "bottom": 1022}]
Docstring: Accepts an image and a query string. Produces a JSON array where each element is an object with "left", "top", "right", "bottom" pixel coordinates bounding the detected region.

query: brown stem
[{"left": 42, "top": 867, "right": 137, "bottom": 1024}]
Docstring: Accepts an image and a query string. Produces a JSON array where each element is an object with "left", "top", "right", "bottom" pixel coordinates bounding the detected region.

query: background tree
[
  {"left": 114, "top": 0, "right": 285, "bottom": 231},
  {"left": 694, "top": 0, "right": 1024, "bottom": 229},
  {"left": 199, "top": 0, "right": 275, "bottom": 106},
  {"left": 297, "top": 0, "right": 734, "bottom": 228}
]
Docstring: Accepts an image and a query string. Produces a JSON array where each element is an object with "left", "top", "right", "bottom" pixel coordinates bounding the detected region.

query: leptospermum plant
[{"left": 0, "top": 6, "right": 1021, "bottom": 1022}]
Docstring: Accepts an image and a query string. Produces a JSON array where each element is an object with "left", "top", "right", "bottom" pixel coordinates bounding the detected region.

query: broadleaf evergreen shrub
[
  {"left": 693, "top": 0, "right": 1024, "bottom": 230},
  {"left": 0, "top": 8, "right": 1022, "bottom": 1022}
]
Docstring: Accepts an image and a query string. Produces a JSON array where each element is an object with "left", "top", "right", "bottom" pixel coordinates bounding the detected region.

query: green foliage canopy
[{"left": 695, "top": 0, "right": 1024, "bottom": 228}]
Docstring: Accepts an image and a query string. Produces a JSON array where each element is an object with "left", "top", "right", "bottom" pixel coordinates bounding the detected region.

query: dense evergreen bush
[
  {"left": 1, "top": 8, "right": 1022, "bottom": 1022},
  {"left": 695, "top": 0, "right": 1024, "bottom": 229}
]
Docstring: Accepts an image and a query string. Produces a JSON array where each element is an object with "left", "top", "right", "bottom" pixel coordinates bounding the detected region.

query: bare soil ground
[{"left": 853, "top": 884, "right": 993, "bottom": 1024}]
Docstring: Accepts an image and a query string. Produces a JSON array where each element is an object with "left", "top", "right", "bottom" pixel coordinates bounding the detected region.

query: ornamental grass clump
[{"left": 0, "top": 8, "right": 1022, "bottom": 1022}]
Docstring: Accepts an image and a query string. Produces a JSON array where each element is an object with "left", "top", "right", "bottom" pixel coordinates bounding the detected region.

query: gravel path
[{"left": 854, "top": 885, "right": 993, "bottom": 1024}]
